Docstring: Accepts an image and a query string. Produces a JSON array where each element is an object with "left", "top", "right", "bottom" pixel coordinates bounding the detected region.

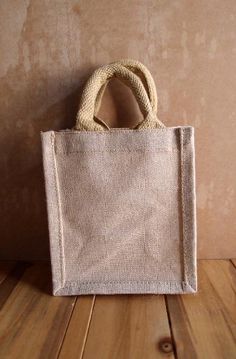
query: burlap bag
[{"left": 41, "top": 60, "right": 197, "bottom": 295}]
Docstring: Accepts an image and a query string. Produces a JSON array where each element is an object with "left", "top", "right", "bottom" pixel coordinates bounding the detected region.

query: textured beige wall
[{"left": 0, "top": 0, "right": 236, "bottom": 259}]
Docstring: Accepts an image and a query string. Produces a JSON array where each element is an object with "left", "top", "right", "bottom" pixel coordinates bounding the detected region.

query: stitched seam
[
  {"left": 59, "top": 280, "right": 195, "bottom": 292},
  {"left": 180, "top": 128, "right": 187, "bottom": 286},
  {"left": 57, "top": 130, "right": 171, "bottom": 134},
  {"left": 63, "top": 280, "right": 186, "bottom": 285},
  {"left": 56, "top": 149, "right": 180, "bottom": 155},
  {"left": 55, "top": 127, "right": 191, "bottom": 134},
  {"left": 51, "top": 132, "right": 65, "bottom": 287},
  {"left": 143, "top": 150, "right": 147, "bottom": 276}
]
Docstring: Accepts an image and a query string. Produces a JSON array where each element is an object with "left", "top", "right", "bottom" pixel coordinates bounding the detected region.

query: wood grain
[
  {"left": 0, "top": 261, "right": 16, "bottom": 284},
  {"left": 0, "top": 261, "right": 30, "bottom": 310},
  {"left": 59, "top": 296, "right": 95, "bottom": 359},
  {"left": 0, "top": 262, "right": 76, "bottom": 359},
  {"left": 166, "top": 260, "right": 236, "bottom": 359},
  {"left": 82, "top": 295, "right": 175, "bottom": 359},
  {"left": 0, "top": 260, "right": 236, "bottom": 358}
]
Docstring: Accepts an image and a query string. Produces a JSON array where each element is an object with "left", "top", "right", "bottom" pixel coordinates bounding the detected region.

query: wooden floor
[{"left": 0, "top": 260, "right": 235, "bottom": 359}]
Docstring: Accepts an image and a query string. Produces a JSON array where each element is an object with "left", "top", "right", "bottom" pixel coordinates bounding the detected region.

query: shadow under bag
[{"left": 41, "top": 60, "right": 197, "bottom": 295}]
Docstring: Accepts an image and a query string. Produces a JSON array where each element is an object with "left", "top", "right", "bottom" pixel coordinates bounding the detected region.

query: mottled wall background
[{"left": 0, "top": 0, "right": 236, "bottom": 259}]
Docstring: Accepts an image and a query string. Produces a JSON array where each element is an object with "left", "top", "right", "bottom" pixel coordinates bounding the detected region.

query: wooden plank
[
  {"left": 0, "top": 261, "right": 16, "bottom": 284},
  {"left": 59, "top": 296, "right": 95, "bottom": 359},
  {"left": 82, "top": 295, "right": 175, "bottom": 359},
  {"left": 0, "top": 261, "right": 31, "bottom": 310},
  {"left": 0, "top": 262, "right": 76, "bottom": 359},
  {"left": 166, "top": 260, "right": 236, "bottom": 359}
]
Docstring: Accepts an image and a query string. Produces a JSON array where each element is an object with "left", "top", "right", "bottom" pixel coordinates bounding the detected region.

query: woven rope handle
[
  {"left": 75, "top": 63, "right": 164, "bottom": 131},
  {"left": 95, "top": 59, "right": 158, "bottom": 114}
]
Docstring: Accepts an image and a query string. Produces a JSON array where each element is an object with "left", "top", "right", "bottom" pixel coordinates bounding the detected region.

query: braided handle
[
  {"left": 95, "top": 59, "right": 158, "bottom": 114},
  {"left": 75, "top": 63, "right": 164, "bottom": 131}
]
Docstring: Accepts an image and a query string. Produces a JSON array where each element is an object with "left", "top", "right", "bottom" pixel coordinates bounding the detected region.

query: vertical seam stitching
[
  {"left": 51, "top": 132, "right": 65, "bottom": 287},
  {"left": 180, "top": 128, "right": 187, "bottom": 288},
  {"left": 143, "top": 150, "right": 147, "bottom": 280}
]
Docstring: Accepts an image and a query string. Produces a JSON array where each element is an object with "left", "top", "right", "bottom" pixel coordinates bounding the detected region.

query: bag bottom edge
[{"left": 53, "top": 281, "right": 197, "bottom": 296}]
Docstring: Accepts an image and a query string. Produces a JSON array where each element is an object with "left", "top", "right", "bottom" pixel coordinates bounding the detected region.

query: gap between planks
[
  {"left": 164, "top": 295, "right": 178, "bottom": 359},
  {"left": 231, "top": 259, "right": 236, "bottom": 269},
  {"left": 0, "top": 262, "right": 76, "bottom": 358},
  {"left": 58, "top": 295, "right": 96, "bottom": 359},
  {"left": 166, "top": 260, "right": 236, "bottom": 359},
  {"left": 78, "top": 295, "right": 174, "bottom": 358}
]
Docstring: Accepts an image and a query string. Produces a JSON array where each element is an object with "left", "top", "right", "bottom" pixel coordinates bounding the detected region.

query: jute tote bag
[{"left": 41, "top": 60, "right": 197, "bottom": 296}]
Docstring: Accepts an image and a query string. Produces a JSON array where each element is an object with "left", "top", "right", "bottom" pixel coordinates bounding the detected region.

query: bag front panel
[{"left": 42, "top": 127, "right": 196, "bottom": 294}]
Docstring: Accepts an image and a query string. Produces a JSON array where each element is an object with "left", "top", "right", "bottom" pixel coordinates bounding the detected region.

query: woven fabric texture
[
  {"left": 41, "top": 60, "right": 197, "bottom": 295},
  {"left": 95, "top": 59, "right": 158, "bottom": 114},
  {"left": 75, "top": 62, "right": 164, "bottom": 131}
]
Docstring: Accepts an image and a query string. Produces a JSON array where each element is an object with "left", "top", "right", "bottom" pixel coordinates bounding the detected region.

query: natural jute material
[
  {"left": 41, "top": 60, "right": 197, "bottom": 295},
  {"left": 95, "top": 59, "right": 158, "bottom": 114}
]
